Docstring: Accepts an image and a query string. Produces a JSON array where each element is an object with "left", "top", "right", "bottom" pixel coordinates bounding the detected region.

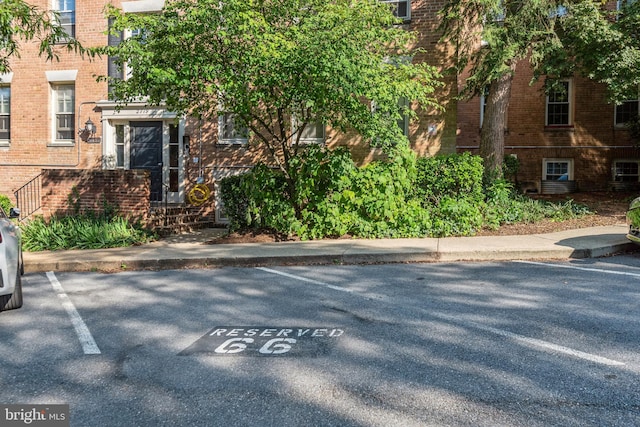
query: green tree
[
  {"left": 538, "top": 1, "right": 640, "bottom": 109},
  {"left": 0, "top": 0, "right": 85, "bottom": 73},
  {"left": 440, "top": 0, "right": 640, "bottom": 179},
  {"left": 99, "top": 0, "right": 441, "bottom": 216},
  {"left": 440, "top": 0, "right": 569, "bottom": 180}
]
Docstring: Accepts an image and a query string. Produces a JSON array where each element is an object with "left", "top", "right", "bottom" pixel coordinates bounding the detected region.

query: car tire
[{"left": 0, "top": 268, "right": 23, "bottom": 311}]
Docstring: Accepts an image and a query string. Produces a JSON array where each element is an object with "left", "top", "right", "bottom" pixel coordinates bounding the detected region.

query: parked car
[
  {"left": 0, "top": 206, "right": 23, "bottom": 312},
  {"left": 627, "top": 197, "right": 640, "bottom": 245}
]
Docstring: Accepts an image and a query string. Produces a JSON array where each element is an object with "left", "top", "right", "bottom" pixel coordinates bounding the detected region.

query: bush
[
  {"left": 0, "top": 193, "right": 13, "bottom": 213},
  {"left": 482, "top": 179, "right": 592, "bottom": 229},
  {"left": 219, "top": 149, "right": 591, "bottom": 240},
  {"left": 415, "top": 152, "right": 484, "bottom": 206},
  {"left": 21, "top": 214, "right": 156, "bottom": 251}
]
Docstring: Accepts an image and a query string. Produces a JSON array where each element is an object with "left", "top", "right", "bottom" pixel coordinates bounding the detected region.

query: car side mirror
[{"left": 9, "top": 207, "right": 20, "bottom": 219}]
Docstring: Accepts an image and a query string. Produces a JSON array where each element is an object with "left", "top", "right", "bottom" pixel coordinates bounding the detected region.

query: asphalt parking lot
[{"left": 1, "top": 257, "right": 639, "bottom": 426}]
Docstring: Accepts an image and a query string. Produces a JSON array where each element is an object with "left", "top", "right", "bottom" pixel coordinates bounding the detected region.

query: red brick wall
[{"left": 41, "top": 169, "right": 150, "bottom": 220}]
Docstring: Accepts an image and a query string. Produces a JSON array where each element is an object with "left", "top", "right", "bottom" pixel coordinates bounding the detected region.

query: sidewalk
[{"left": 23, "top": 225, "right": 636, "bottom": 273}]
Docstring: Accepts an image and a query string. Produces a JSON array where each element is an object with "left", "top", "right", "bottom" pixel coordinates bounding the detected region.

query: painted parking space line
[
  {"left": 514, "top": 260, "right": 640, "bottom": 278},
  {"left": 258, "top": 266, "right": 625, "bottom": 367},
  {"left": 46, "top": 272, "right": 101, "bottom": 355},
  {"left": 256, "top": 267, "right": 352, "bottom": 293},
  {"left": 433, "top": 313, "right": 626, "bottom": 367}
]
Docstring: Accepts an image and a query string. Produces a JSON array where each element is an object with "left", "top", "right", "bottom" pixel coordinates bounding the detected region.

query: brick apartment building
[{"left": 0, "top": 0, "right": 636, "bottom": 226}]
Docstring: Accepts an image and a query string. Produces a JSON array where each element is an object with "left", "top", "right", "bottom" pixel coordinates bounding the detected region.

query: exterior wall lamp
[{"left": 78, "top": 117, "right": 99, "bottom": 143}]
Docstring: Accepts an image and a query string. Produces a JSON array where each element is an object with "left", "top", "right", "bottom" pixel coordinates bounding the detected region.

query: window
[
  {"left": 546, "top": 81, "right": 572, "bottom": 126},
  {"left": 52, "top": 84, "right": 75, "bottom": 141},
  {"left": 293, "top": 118, "right": 325, "bottom": 144},
  {"left": 0, "top": 86, "right": 10, "bottom": 141},
  {"left": 54, "top": 0, "right": 75, "bottom": 39},
  {"left": 115, "top": 124, "right": 125, "bottom": 167},
  {"left": 169, "top": 124, "right": 180, "bottom": 192},
  {"left": 218, "top": 113, "right": 248, "bottom": 144},
  {"left": 107, "top": 18, "right": 124, "bottom": 97},
  {"left": 613, "top": 161, "right": 639, "bottom": 182},
  {"left": 543, "top": 159, "right": 573, "bottom": 181},
  {"left": 380, "top": 0, "right": 410, "bottom": 20},
  {"left": 615, "top": 100, "right": 639, "bottom": 126}
]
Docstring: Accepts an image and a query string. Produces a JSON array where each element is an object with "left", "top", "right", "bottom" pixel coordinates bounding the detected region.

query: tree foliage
[
  {"left": 0, "top": 0, "right": 85, "bottom": 73},
  {"left": 440, "top": 0, "right": 640, "bottom": 178},
  {"left": 100, "top": 0, "right": 442, "bottom": 215},
  {"left": 539, "top": 1, "right": 640, "bottom": 103}
]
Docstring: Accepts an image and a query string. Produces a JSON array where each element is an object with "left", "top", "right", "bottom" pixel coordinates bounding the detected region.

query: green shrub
[
  {"left": 482, "top": 179, "right": 592, "bottom": 229},
  {"left": 21, "top": 215, "right": 155, "bottom": 251},
  {"left": 219, "top": 149, "right": 591, "bottom": 240},
  {"left": 0, "top": 193, "right": 13, "bottom": 213},
  {"left": 415, "top": 152, "right": 484, "bottom": 206}
]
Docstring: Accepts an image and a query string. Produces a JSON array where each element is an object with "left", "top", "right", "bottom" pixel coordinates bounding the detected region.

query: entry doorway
[{"left": 130, "top": 121, "right": 163, "bottom": 202}]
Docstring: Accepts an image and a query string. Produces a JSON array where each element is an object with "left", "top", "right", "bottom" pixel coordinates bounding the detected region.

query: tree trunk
[{"left": 480, "top": 61, "right": 516, "bottom": 181}]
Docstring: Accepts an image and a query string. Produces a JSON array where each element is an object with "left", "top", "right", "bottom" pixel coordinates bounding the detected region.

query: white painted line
[
  {"left": 256, "top": 267, "right": 352, "bottom": 293},
  {"left": 257, "top": 266, "right": 624, "bottom": 366},
  {"left": 457, "top": 318, "right": 625, "bottom": 367},
  {"left": 46, "top": 272, "right": 101, "bottom": 355},
  {"left": 514, "top": 260, "right": 640, "bottom": 278}
]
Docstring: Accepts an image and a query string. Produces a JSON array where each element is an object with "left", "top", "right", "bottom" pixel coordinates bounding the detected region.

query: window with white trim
[
  {"left": 114, "top": 124, "right": 125, "bottom": 168},
  {"left": 218, "top": 113, "right": 248, "bottom": 144},
  {"left": 546, "top": 81, "right": 572, "bottom": 126},
  {"left": 613, "top": 160, "right": 639, "bottom": 182},
  {"left": 0, "top": 86, "right": 10, "bottom": 141},
  {"left": 543, "top": 158, "right": 573, "bottom": 181},
  {"left": 292, "top": 118, "right": 325, "bottom": 145},
  {"left": 52, "top": 84, "right": 75, "bottom": 141},
  {"left": 380, "top": 0, "right": 410, "bottom": 20},
  {"left": 615, "top": 99, "right": 639, "bottom": 126},
  {"left": 54, "top": 0, "right": 75, "bottom": 39}
]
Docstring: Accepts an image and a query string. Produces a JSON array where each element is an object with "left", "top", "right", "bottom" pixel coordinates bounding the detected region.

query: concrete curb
[{"left": 23, "top": 225, "right": 636, "bottom": 273}]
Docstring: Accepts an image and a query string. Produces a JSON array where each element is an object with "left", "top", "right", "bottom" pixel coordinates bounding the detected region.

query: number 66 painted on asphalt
[{"left": 214, "top": 337, "right": 297, "bottom": 355}]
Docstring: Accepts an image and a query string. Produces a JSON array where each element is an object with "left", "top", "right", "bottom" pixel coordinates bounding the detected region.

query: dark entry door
[{"left": 130, "top": 121, "right": 163, "bottom": 201}]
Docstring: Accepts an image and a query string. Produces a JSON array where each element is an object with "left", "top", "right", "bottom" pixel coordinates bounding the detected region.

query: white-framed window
[
  {"left": 380, "top": 0, "right": 410, "bottom": 20},
  {"left": 546, "top": 80, "right": 572, "bottom": 126},
  {"left": 218, "top": 113, "right": 248, "bottom": 144},
  {"left": 292, "top": 118, "right": 325, "bottom": 145},
  {"left": 0, "top": 86, "right": 10, "bottom": 142},
  {"left": 54, "top": 0, "right": 75, "bottom": 39},
  {"left": 615, "top": 99, "right": 639, "bottom": 126},
  {"left": 371, "top": 97, "right": 410, "bottom": 139},
  {"left": 52, "top": 84, "right": 75, "bottom": 142},
  {"left": 613, "top": 160, "right": 640, "bottom": 182},
  {"left": 114, "top": 124, "right": 126, "bottom": 168},
  {"left": 543, "top": 158, "right": 574, "bottom": 181}
]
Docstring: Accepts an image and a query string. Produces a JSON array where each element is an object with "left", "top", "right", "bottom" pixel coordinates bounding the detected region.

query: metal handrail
[{"left": 13, "top": 173, "right": 42, "bottom": 221}]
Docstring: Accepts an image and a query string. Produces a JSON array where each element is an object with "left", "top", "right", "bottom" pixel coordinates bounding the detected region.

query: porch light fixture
[
  {"left": 78, "top": 117, "right": 99, "bottom": 142},
  {"left": 84, "top": 118, "right": 96, "bottom": 135}
]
